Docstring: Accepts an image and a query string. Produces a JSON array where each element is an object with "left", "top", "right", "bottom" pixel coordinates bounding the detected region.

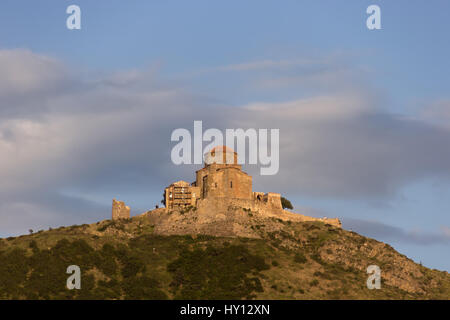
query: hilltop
[{"left": 0, "top": 207, "right": 449, "bottom": 300}]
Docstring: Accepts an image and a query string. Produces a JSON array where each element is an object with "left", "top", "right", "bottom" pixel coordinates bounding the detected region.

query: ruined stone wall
[
  {"left": 190, "top": 186, "right": 200, "bottom": 205},
  {"left": 196, "top": 197, "right": 282, "bottom": 217},
  {"left": 112, "top": 199, "right": 130, "bottom": 220},
  {"left": 264, "top": 193, "right": 282, "bottom": 210},
  {"left": 195, "top": 197, "right": 341, "bottom": 228}
]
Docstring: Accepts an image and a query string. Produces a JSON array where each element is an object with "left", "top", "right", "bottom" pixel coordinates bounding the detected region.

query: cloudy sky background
[{"left": 1, "top": 1, "right": 450, "bottom": 271}]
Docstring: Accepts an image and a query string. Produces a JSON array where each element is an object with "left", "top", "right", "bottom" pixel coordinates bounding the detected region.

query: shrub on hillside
[
  {"left": 294, "top": 252, "right": 307, "bottom": 264},
  {"left": 167, "top": 244, "right": 269, "bottom": 299}
]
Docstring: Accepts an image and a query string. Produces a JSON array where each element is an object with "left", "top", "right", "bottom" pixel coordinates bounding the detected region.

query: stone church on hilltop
[
  {"left": 111, "top": 146, "right": 341, "bottom": 229},
  {"left": 164, "top": 146, "right": 282, "bottom": 210}
]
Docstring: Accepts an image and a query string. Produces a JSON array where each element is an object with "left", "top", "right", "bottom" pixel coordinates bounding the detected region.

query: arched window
[{"left": 230, "top": 181, "right": 233, "bottom": 188}]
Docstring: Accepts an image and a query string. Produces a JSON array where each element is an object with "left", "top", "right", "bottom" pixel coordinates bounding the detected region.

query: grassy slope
[{"left": 0, "top": 215, "right": 449, "bottom": 300}]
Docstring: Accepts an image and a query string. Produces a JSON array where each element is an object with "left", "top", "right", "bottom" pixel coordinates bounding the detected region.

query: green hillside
[{"left": 0, "top": 215, "right": 449, "bottom": 300}]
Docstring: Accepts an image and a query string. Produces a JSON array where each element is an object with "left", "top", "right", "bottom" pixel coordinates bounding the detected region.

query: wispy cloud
[
  {"left": 419, "top": 99, "right": 450, "bottom": 130},
  {"left": 208, "top": 58, "right": 320, "bottom": 72}
]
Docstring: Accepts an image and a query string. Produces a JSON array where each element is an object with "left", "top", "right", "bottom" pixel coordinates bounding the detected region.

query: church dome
[
  {"left": 204, "top": 145, "right": 237, "bottom": 165},
  {"left": 209, "top": 145, "right": 235, "bottom": 154}
]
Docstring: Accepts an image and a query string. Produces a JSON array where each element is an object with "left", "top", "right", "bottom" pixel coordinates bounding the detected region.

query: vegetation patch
[{"left": 167, "top": 244, "right": 270, "bottom": 299}]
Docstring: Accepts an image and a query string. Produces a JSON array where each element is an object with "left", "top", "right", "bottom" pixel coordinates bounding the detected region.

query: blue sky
[{"left": 0, "top": 1, "right": 449, "bottom": 271}]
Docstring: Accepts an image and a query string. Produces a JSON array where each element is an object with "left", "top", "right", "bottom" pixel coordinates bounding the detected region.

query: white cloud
[
  {"left": 419, "top": 99, "right": 450, "bottom": 130},
  {"left": 0, "top": 49, "right": 68, "bottom": 97},
  {"left": 441, "top": 226, "right": 450, "bottom": 238}
]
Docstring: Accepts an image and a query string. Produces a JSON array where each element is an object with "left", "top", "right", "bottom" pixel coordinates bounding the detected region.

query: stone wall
[
  {"left": 112, "top": 199, "right": 130, "bottom": 220},
  {"left": 194, "top": 196, "right": 341, "bottom": 228},
  {"left": 196, "top": 164, "right": 252, "bottom": 200},
  {"left": 263, "top": 192, "right": 282, "bottom": 209}
]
